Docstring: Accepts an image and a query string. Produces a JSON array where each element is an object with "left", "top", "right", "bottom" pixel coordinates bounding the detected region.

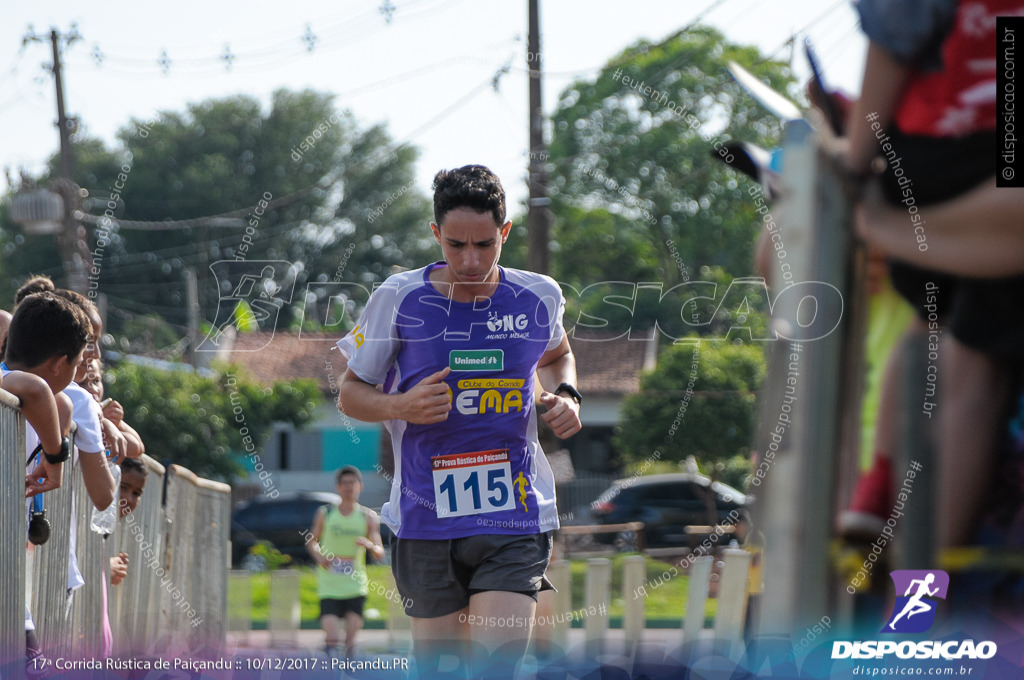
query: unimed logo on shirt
[{"left": 449, "top": 350, "right": 504, "bottom": 371}]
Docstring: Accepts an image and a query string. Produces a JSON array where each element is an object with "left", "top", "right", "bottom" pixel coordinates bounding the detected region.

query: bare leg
[
  {"left": 532, "top": 588, "right": 557, "bottom": 658},
  {"left": 343, "top": 611, "right": 363, "bottom": 658},
  {"left": 937, "top": 337, "right": 1009, "bottom": 548},
  {"left": 320, "top": 614, "right": 341, "bottom": 653},
  {"left": 409, "top": 609, "right": 469, "bottom": 678},
  {"left": 533, "top": 541, "right": 561, "bottom": 659},
  {"left": 469, "top": 591, "right": 537, "bottom": 675}
]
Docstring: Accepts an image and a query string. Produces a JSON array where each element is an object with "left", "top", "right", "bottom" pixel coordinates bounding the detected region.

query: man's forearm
[
  {"left": 120, "top": 422, "right": 145, "bottom": 457},
  {"left": 338, "top": 376, "right": 398, "bottom": 423},
  {"left": 78, "top": 450, "right": 116, "bottom": 510},
  {"left": 848, "top": 43, "right": 911, "bottom": 172},
  {"left": 861, "top": 179, "right": 1024, "bottom": 277},
  {"left": 536, "top": 351, "right": 577, "bottom": 393}
]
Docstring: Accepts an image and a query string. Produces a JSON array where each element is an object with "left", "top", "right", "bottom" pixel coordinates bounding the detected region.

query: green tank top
[{"left": 317, "top": 504, "right": 369, "bottom": 599}]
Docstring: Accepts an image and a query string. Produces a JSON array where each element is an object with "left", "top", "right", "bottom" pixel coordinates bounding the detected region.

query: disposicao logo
[
  {"left": 883, "top": 569, "right": 948, "bottom": 634},
  {"left": 831, "top": 569, "right": 997, "bottom": 661}
]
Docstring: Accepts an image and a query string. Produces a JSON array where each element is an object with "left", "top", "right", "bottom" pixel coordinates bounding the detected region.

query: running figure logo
[
  {"left": 513, "top": 471, "right": 529, "bottom": 512},
  {"left": 883, "top": 570, "right": 950, "bottom": 633}
]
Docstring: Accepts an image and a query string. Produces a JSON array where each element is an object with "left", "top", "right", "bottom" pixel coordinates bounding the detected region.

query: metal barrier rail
[
  {"left": 27, "top": 426, "right": 79, "bottom": 660},
  {"left": 110, "top": 456, "right": 167, "bottom": 655},
  {"left": 1, "top": 388, "right": 26, "bottom": 672},
  {"left": 1, "top": 388, "right": 231, "bottom": 665},
  {"left": 752, "top": 117, "right": 865, "bottom": 636}
]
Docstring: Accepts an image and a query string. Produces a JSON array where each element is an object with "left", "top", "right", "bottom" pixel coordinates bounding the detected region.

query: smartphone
[{"left": 804, "top": 38, "right": 844, "bottom": 135}]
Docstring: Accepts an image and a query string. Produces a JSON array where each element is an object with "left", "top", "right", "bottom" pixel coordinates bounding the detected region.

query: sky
[{"left": 1, "top": 0, "right": 866, "bottom": 216}]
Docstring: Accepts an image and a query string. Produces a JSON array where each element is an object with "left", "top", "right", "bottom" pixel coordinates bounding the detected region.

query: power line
[
  {"left": 57, "top": 0, "right": 465, "bottom": 78},
  {"left": 77, "top": 186, "right": 323, "bottom": 230},
  {"left": 74, "top": 65, "right": 500, "bottom": 233},
  {"left": 756, "top": 0, "right": 849, "bottom": 65}
]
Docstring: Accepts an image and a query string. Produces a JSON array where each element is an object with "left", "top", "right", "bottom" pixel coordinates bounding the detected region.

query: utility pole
[
  {"left": 526, "top": 0, "right": 551, "bottom": 275},
  {"left": 48, "top": 28, "right": 75, "bottom": 184},
  {"left": 23, "top": 25, "right": 91, "bottom": 293},
  {"left": 185, "top": 267, "right": 203, "bottom": 367}
]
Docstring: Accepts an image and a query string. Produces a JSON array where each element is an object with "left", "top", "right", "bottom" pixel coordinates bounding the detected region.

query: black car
[
  {"left": 589, "top": 473, "right": 749, "bottom": 549},
  {"left": 231, "top": 491, "right": 341, "bottom": 567}
]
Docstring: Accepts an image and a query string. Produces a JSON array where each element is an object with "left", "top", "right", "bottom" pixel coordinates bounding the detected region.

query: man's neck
[
  {"left": 430, "top": 265, "right": 500, "bottom": 303},
  {"left": 339, "top": 499, "right": 357, "bottom": 514}
]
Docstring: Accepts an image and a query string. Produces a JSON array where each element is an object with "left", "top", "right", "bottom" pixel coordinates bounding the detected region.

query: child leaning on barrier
[
  {"left": 1, "top": 292, "right": 91, "bottom": 494},
  {"left": 102, "top": 457, "right": 148, "bottom": 662},
  {"left": 78, "top": 358, "right": 145, "bottom": 460},
  {"left": 835, "top": 0, "right": 1024, "bottom": 550},
  {"left": 0, "top": 280, "right": 86, "bottom": 497},
  {"left": 50, "top": 290, "right": 124, "bottom": 508},
  {"left": 0, "top": 292, "right": 92, "bottom": 667},
  {"left": 76, "top": 360, "right": 147, "bottom": 582},
  {"left": 109, "top": 458, "right": 147, "bottom": 585}
]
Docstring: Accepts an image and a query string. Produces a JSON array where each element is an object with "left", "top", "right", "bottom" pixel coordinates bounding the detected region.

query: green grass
[
  {"left": 567, "top": 553, "right": 717, "bottom": 625},
  {"left": 229, "top": 555, "right": 715, "bottom": 629}
]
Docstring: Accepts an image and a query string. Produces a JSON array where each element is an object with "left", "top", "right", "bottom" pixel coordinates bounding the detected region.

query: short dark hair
[
  {"left": 336, "top": 465, "right": 362, "bottom": 483},
  {"left": 3, "top": 292, "right": 92, "bottom": 368},
  {"left": 15, "top": 275, "right": 55, "bottom": 306},
  {"left": 121, "top": 457, "right": 146, "bottom": 477},
  {"left": 432, "top": 165, "right": 506, "bottom": 227},
  {"left": 54, "top": 288, "right": 101, "bottom": 328}
]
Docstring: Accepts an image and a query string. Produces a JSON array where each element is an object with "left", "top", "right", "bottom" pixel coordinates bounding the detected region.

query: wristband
[
  {"left": 554, "top": 383, "right": 582, "bottom": 405},
  {"left": 42, "top": 436, "right": 71, "bottom": 465}
]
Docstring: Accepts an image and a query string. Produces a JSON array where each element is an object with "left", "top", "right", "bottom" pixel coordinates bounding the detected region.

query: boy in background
[{"left": 307, "top": 466, "right": 385, "bottom": 659}]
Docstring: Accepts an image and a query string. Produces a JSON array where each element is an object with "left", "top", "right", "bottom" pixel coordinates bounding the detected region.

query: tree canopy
[
  {"left": 615, "top": 339, "right": 765, "bottom": 473},
  {"left": 104, "top": 362, "right": 321, "bottom": 480},
  {"left": 546, "top": 26, "right": 794, "bottom": 336},
  {"left": 1, "top": 88, "right": 432, "bottom": 351}
]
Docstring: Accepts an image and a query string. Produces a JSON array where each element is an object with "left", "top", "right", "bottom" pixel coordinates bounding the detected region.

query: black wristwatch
[
  {"left": 554, "top": 383, "right": 582, "bottom": 405},
  {"left": 42, "top": 437, "right": 71, "bottom": 465}
]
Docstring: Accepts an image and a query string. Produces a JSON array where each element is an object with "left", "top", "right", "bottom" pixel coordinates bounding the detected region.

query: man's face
[
  {"left": 431, "top": 208, "right": 512, "bottom": 288},
  {"left": 337, "top": 473, "right": 361, "bottom": 501}
]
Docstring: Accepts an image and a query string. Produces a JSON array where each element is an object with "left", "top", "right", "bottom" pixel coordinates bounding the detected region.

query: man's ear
[
  {"left": 40, "top": 354, "right": 64, "bottom": 379},
  {"left": 501, "top": 221, "right": 512, "bottom": 243},
  {"left": 430, "top": 222, "right": 442, "bottom": 243}
]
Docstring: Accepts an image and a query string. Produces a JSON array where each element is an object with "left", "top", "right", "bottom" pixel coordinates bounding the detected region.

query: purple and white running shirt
[{"left": 336, "top": 262, "right": 565, "bottom": 540}]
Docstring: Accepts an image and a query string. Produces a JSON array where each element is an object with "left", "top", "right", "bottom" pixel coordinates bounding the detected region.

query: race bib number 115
[{"left": 431, "top": 449, "right": 516, "bottom": 519}]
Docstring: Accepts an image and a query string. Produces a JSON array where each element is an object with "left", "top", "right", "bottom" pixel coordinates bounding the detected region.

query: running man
[
  {"left": 337, "top": 165, "right": 581, "bottom": 675},
  {"left": 888, "top": 573, "right": 939, "bottom": 630},
  {"left": 307, "top": 466, "right": 385, "bottom": 659}
]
